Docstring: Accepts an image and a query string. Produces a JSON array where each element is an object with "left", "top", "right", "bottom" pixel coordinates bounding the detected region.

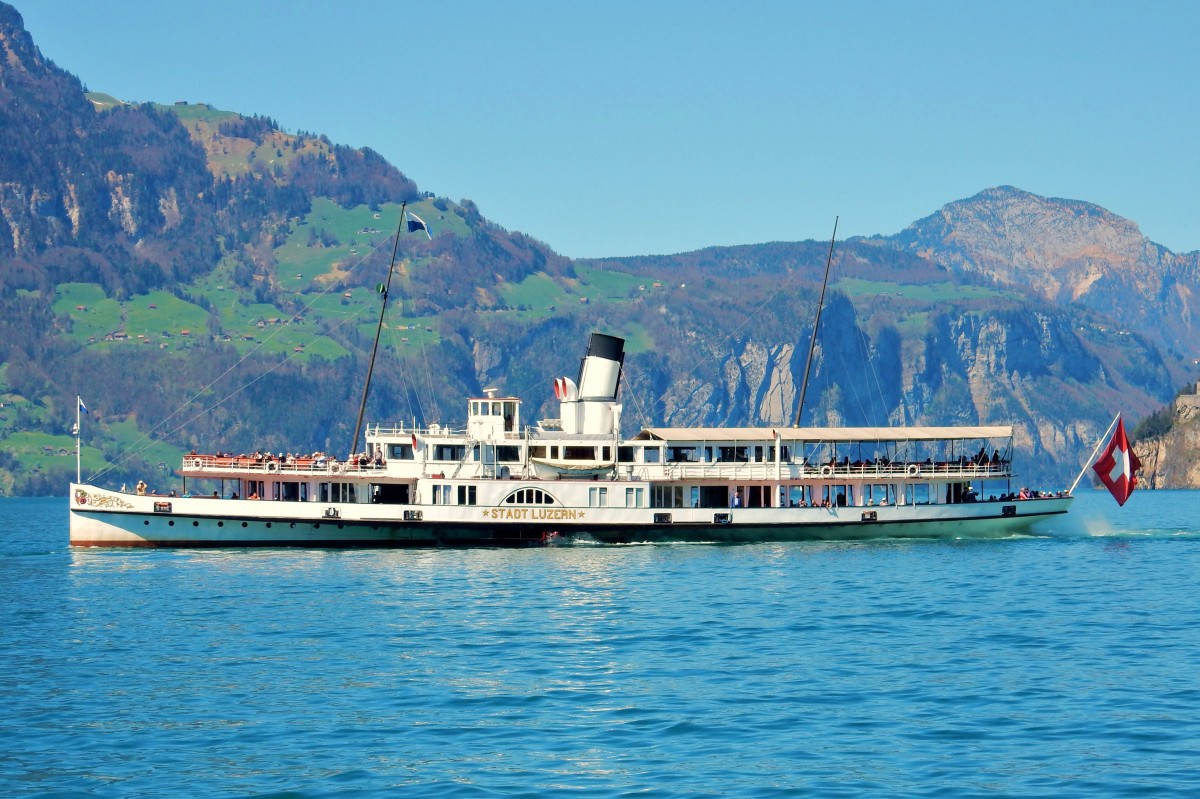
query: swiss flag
[{"left": 1092, "top": 416, "right": 1141, "bottom": 506}]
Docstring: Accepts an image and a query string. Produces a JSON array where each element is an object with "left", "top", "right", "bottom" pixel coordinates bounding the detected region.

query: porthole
[
  {"left": 168, "top": 521, "right": 175, "bottom": 526},
  {"left": 241, "top": 522, "right": 248, "bottom": 528},
  {"left": 192, "top": 521, "right": 199, "bottom": 527},
  {"left": 143, "top": 520, "right": 150, "bottom": 526},
  {"left": 218, "top": 521, "right": 224, "bottom": 527}
]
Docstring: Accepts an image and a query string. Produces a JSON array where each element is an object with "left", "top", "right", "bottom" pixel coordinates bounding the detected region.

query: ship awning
[{"left": 632, "top": 425, "right": 1013, "bottom": 443}]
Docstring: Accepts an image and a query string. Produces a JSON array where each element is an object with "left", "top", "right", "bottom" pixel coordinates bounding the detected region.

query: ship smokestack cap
[{"left": 587, "top": 333, "right": 624, "bottom": 363}]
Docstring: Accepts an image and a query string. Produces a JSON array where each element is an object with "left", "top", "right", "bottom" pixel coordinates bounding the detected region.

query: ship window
[
  {"left": 434, "top": 444, "right": 466, "bottom": 462},
  {"left": 625, "top": 487, "right": 644, "bottom": 508},
  {"left": 502, "top": 488, "right": 557, "bottom": 505},
  {"left": 651, "top": 485, "right": 686, "bottom": 508},
  {"left": 617, "top": 446, "right": 634, "bottom": 462},
  {"left": 457, "top": 485, "right": 477, "bottom": 506},
  {"left": 643, "top": 447, "right": 661, "bottom": 464},
  {"left": 372, "top": 484, "right": 409, "bottom": 504},
  {"left": 589, "top": 487, "right": 607, "bottom": 507},
  {"left": 388, "top": 444, "right": 415, "bottom": 460},
  {"left": 717, "top": 447, "right": 748, "bottom": 463},
  {"left": 668, "top": 446, "right": 698, "bottom": 463},
  {"left": 564, "top": 446, "right": 595, "bottom": 461},
  {"left": 328, "top": 483, "right": 357, "bottom": 503},
  {"left": 530, "top": 446, "right": 548, "bottom": 459},
  {"left": 496, "top": 446, "right": 521, "bottom": 462}
]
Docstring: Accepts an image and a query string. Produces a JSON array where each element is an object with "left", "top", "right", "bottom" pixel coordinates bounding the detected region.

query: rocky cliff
[{"left": 1134, "top": 386, "right": 1200, "bottom": 489}]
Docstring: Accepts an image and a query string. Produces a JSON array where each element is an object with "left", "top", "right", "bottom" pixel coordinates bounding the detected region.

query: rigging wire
[
  {"left": 89, "top": 207, "right": 409, "bottom": 482},
  {"left": 626, "top": 279, "right": 802, "bottom": 430},
  {"left": 628, "top": 220, "right": 840, "bottom": 431},
  {"left": 395, "top": 258, "right": 439, "bottom": 424},
  {"left": 88, "top": 304, "right": 374, "bottom": 482}
]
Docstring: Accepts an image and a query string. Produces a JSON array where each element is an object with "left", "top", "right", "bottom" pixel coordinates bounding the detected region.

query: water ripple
[{"left": 5, "top": 493, "right": 1200, "bottom": 797}]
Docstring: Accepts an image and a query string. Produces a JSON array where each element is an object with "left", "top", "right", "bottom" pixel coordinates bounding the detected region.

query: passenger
[
  {"left": 136, "top": 480, "right": 147, "bottom": 496},
  {"left": 231, "top": 492, "right": 239, "bottom": 500}
]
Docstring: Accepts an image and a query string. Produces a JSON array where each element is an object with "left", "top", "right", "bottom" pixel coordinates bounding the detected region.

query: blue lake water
[{"left": 3, "top": 490, "right": 1199, "bottom": 798}]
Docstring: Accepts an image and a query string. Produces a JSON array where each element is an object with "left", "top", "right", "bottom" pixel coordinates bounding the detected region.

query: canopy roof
[{"left": 632, "top": 425, "right": 1013, "bottom": 443}]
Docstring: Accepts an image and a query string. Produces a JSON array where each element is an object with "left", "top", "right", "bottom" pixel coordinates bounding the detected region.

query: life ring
[
  {"left": 267, "top": 461, "right": 279, "bottom": 473},
  {"left": 820, "top": 465, "right": 833, "bottom": 478},
  {"left": 906, "top": 464, "right": 919, "bottom": 477},
  {"left": 191, "top": 458, "right": 202, "bottom": 469},
  {"left": 331, "top": 462, "right": 342, "bottom": 475}
]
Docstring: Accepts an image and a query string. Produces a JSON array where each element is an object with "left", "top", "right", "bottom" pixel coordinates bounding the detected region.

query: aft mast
[{"left": 794, "top": 217, "right": 839, "bottom": 427}]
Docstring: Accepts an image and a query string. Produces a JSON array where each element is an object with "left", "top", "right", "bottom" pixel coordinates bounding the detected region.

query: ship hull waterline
[{"left": 69, "top": 484, "right": 1072, "bottom": 548}]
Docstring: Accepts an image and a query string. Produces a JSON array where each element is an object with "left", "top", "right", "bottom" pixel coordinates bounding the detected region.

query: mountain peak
[{"left": 893, "top": 185, "right": 1157, "bottom": 288}]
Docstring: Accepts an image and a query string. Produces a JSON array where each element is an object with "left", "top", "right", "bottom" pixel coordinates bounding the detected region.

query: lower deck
[{"left": 70, "top": 482, "right": 1073, "bottom": 547}]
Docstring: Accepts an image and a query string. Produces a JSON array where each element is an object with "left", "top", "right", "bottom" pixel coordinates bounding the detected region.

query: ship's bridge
[{"left": 467, "top": 388, "right": 521, "bottom": 442}]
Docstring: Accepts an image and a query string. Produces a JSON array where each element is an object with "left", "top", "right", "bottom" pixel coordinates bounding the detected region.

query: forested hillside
[{"left": 0, "top": 3, "right": 1186, "bottom": 495}]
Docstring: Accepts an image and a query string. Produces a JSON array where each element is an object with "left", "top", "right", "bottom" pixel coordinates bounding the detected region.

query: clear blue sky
[{"left": 16, "top": 0, "right": 1200, "bottom": 258}]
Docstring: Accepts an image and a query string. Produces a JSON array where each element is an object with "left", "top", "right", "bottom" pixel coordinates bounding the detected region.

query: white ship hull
[{"left": 70, "top": 483, "right": 1071, "bottom": 547}]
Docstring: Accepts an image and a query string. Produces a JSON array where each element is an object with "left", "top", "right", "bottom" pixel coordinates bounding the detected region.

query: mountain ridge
[{"left": 0, "top": 2, "right": 1187, "bottom": 496}]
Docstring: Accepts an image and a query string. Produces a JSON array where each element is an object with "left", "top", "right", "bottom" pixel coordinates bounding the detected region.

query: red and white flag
[{"left": 1092, "top": 415, "right": 1141, "bottom": 506}]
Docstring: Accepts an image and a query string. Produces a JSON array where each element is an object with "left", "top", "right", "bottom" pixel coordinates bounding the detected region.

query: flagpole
[
  {"left": 75, "top": 395, "right": 82, "bottom": 484},
  {"left": 350, "top": 201, "right": 407, "bottom": 459},
  {"left": 1068, "top": 412, "right": 1121, "bottom": 495}
]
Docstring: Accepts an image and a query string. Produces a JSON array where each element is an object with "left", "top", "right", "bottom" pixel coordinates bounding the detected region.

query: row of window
[
  {"left": 243, "top": 480, "right": 941, "bottom": 509},
  {"left": 383, "top": 443, "right": 796, "bottom": 465}
]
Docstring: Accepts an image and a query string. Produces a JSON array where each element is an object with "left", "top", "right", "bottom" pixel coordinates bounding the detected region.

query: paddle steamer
[{"left": 69, "top": 332, "right": 1071, "bottom": 546}]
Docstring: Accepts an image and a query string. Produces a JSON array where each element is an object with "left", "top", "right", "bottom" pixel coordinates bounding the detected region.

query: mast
[
  {"left": 349, "top": 201, "right": 408, "bottom": 457},
  {"left": 793, "top": 217, "right": 839, "bottom": 427},
  {"left": 74, "top": 395, "right": 82, "bottom": 483}
]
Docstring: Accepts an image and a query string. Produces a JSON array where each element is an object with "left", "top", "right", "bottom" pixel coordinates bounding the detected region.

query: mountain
[
  {"left": 0, "top": 3, "right": 1187, "bottom": 495},
  {"left": 890, "top": 186, "right": 1200, "bottom": 363}
]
